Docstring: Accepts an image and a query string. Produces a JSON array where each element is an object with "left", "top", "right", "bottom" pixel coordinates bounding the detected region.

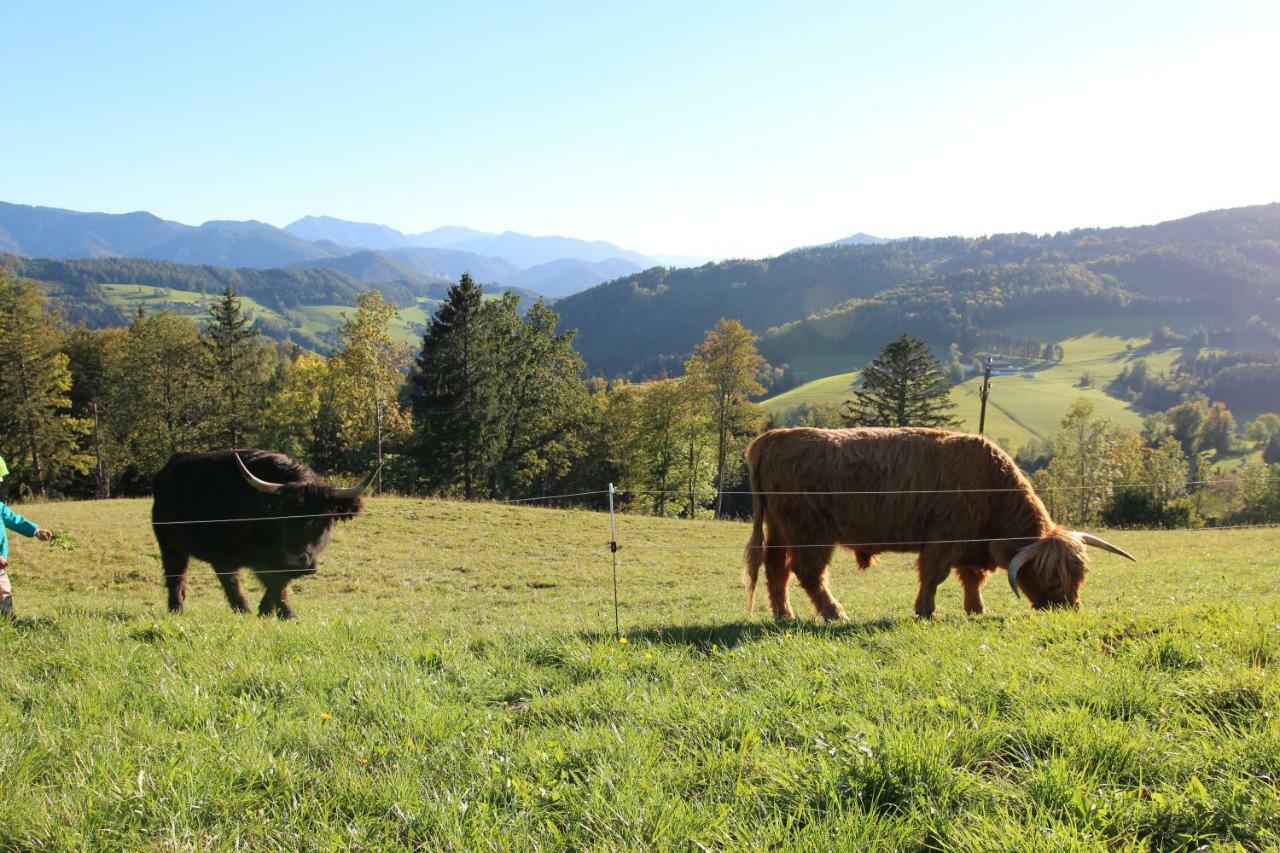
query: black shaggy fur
[{"left": 152, "top": 449, "right": 364, "bottom": 618}]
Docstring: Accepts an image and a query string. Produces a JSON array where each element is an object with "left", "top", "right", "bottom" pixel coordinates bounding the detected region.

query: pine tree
[
  {"left": 0, "top": 275, "right": 92, "bottom": 496},
  {"left": 684, "top": 319, "right": 765, "bottom": 518},
  {"left": 409, "top": 274, "right": 492, "bottom": 498},
  {"left": 203, "top": 288, "right": 261, "bottom": 447},
  {"left": 844, "top": 334, "right": 956, "bottom": 428}
]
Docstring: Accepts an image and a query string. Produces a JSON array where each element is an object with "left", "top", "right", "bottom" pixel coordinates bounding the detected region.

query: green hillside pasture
[
  {"left": 2, "top": 497, "right": 1278, "bottom": 848},
  {"left": 764, "top": 328, "right": 1193, "bottom": 450},
  {"left": 101, "top": 285, "right": 437, "bottom": 346},
  {"left": 101, "top": 284, "right": 290, "bottom": 327}
]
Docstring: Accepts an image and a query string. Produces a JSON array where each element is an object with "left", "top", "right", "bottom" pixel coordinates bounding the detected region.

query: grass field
[
  {"left": 763, "top": 321, "right": 1202, "bottom": 451},
  {"left": 2, "top": 497, "right": 1278, "bottom": 848},
  {"left": 101, "top": 284, "right": 435, "bottom": 346}
]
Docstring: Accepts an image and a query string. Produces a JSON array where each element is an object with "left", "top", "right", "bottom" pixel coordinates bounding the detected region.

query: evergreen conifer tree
[
  {"left": 409, "top": 274, "right": 492, "bottom": 498},
  {"left": 203, "top": 288, "right": 260, "bottom": 447},
  {"left": 844, "top": 334, "right": 957, "bottom": 428}
]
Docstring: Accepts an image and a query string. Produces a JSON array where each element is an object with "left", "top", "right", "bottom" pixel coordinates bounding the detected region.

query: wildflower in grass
[
  {"left": 321, "top": 713, "right": 331, "bottom": 722},
  {"left": 644, "top": 652, "right": 654, "bottom": 660},
  {"left": 618, "top": 636, "right": 628, "bottom": 644}
]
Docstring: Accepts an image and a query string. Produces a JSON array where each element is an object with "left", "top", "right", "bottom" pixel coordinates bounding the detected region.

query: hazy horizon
[{"left": 4, "top": 0, "right": 1277, "bottom": 259}]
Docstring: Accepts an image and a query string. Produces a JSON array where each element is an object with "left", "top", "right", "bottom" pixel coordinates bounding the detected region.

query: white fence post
[{"left": 608, "top": 482, "right": 620, "bottom": 639}]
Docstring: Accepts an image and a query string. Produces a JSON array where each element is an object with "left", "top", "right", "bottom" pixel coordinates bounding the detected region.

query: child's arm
[{"left": 1, "top": 503, "right": 42, "bottom": 538}]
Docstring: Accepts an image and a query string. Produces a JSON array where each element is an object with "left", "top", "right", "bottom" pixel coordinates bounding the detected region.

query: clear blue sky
[{"left": 4, "top": 0, "right": 1277, "bottom": 258}]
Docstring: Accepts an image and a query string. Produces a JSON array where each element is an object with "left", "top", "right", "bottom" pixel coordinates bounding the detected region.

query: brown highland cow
[{"left": 744, "top": 427, "right": 1135, "bottom": 620}]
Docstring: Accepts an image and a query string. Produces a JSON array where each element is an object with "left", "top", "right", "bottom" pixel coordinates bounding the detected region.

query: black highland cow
[{"left": 152, "top": 450, "right": 375, "bottom": 618}]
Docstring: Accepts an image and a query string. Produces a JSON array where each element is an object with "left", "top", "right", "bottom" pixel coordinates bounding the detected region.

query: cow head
[
  {"left": 1007, "top": 527, "right": 1136, "bottom": 609},
  {"left": 235, "top": 454, "right": 377, "bottom": 574}
]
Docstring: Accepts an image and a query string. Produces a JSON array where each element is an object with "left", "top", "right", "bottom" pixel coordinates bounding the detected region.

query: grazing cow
[
  {"left": 743, "top": 427, "right": 1134, "bottom": 620},
  {"left": 152, "top": 450, "right": 375, "bottom": 618}
]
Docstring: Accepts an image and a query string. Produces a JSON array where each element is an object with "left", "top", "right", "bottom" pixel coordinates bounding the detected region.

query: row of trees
[
  {"left": 5, "top": 267, "right": 1278, "bottom": 526},
  {"left": 0, "top": 272, "right": 773, "bottom": 518}
]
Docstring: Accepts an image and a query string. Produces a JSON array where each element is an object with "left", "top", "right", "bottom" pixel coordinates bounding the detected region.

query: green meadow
[
  {"left": 2, "top": 497, "right": 1277, "bottom": 849},
  {"left": 763, "top": 320, "right": 1214, "bottom": 453},
  {"left": 100, "top": 284, "right": 435, "bottom": 346}
]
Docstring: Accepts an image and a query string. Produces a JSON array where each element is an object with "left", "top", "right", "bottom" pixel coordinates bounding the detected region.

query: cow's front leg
[
  {"left": 258, "top": 575, "right": 293, "bottom": 619},
  {"left": 158, "top": 540, "right": 190, "bottom": 613},
  {"left": 258, "top": 590, "right": 277, "bottom": 618},
  {"left": 214, "top": 566, "right": 251, "bottom": 613},
  {"left": 914, "top": 550, "right": 953, "bottom": 618},
  {"left": 955, "top": 566, "right": 990, "bottom": 615},
  {"left": 791, "top": 545, "right": 846, "bottom": 622},
  {"left": 275, "top": 583, "right": 294, "bottom": 620}
]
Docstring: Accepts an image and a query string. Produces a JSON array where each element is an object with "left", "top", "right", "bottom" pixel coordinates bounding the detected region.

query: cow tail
[{"left": 744, "top": 438, "right": 767, "bottom": 614}]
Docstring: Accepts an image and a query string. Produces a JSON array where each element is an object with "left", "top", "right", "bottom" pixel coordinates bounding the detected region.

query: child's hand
[
  {"left": 0, "top": 555, "right": 7, "bottom": 569},
  {"left": 36, "top": 529, "right": 54, "bottom": 542}
]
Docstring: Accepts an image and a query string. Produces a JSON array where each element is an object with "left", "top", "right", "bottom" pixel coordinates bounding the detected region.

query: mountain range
[
  {"left": 0, "top": 201, "right": 659, "bottom": 298},
  {"left": 9, "top": 201, "right": 1279, "bottom": 382}
]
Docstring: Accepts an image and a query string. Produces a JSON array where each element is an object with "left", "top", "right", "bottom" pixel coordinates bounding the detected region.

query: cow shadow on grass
[{"left": 580, "top": 616, "right": 908, "bottom": 651}]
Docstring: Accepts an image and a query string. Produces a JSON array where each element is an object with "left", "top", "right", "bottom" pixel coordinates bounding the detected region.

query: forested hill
[
  {"left": 555, "top": 203, "right": 1280, "bottom": 376},
  {"left": 3, "top": 254, "right": 402, "bottom": 326}
]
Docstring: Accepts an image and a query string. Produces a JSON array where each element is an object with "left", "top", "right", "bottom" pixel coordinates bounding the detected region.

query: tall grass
[{"left": 1, "top": 497, "right": 1277, "bottom": 848}]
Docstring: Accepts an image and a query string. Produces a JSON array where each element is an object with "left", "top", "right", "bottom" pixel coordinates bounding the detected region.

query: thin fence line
[
  {"left": 43, "top": 472, "right": 1280, "bottom": 529},
  {"left": 619, "top": 522, "right": 1280, "bottom": 555},
  {"left": 630, "top": 476, "right": 1276, "bottom": 497},
  {"left": 151, "top": 511, "right": 360, "bottom": 526},
  {"left": 116, "top": 521, "right": 1279, "bottom": 577},
  {"left": 491, "top": 489, "right": 609, "bottom": 504}
]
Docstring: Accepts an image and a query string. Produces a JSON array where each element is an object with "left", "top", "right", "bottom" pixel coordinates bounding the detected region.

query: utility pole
[
  {"left": 977, "top": 357, "right": 993, "bottom": 435},
  {"left": 91, "top": 400, "right": 108, "bottom": 499}
]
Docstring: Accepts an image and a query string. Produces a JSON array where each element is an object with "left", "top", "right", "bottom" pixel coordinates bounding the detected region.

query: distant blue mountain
[
  {"left": 0, "top": 202, "right": 347, "bottom": 268},
  {"left": 0, "top": 201, "right": 190, "bottom": 258},
  {"left": 1, "top": 202, "right": 678, "bottom": 296},
  {"left": 502, "top": 257, "right": 643, "bottom": 299},
  {"left": 444, "top": 231, "right": 654, "bottom": 269},
  {"left": 289, "top": 247, "right": 518, "bottom": 286},
  {"left": 284, "top": 215, "right": 412, "bottom": 250},
  {"left": 407, "top": 225, "right": 494, "bottom": 248},
  {"left": 138, "top": 222, "right": 348, "bottom": 267},
  {"left": 283, "top": 215, "right": 661, "bottom": 294}
]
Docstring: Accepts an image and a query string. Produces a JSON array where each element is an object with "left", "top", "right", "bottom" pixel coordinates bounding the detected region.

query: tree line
[
  {"left": 5, "top": 268, "right": 1279, "bottom": 526},
  {"left": 0, "top": 272, "right": 771, "bottom": 519}
]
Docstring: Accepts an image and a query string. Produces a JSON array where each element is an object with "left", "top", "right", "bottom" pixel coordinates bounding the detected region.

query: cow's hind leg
[
  {"left": 790, "top": 545, "right": 846, "bottom": 622},
  {"left": 214, "top": 566, "right": 251, "bottom": 614},
  {"left": 764, "top": 532, "right": 795, "bottom": 621},
  {"left": 955, "top": 566, "right": 991, "bottom": 615},
  {"left": 159, "top": 540, "right": 190, "bottom": 613},
  {"left": 915, "top": 547, "right": 954, "bottom": 618}
]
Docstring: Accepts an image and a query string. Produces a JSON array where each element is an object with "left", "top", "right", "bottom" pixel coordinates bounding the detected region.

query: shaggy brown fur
[{"left": 743, "top": 427, "right": 1092, "bottom": 620}]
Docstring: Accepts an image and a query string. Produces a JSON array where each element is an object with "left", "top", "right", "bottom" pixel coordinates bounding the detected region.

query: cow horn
[
  {"left": 1007, "top": 540, "right": 1042, "bottom": 597},
  {"left": 331, "top": 465, "right": 381, "bottom": 499},
  {"left": 235, "top": 453, "right": 284, "bottom": 495},
  {"left": 1073, "top": 532, "right": 1137, "bottom": 562}
]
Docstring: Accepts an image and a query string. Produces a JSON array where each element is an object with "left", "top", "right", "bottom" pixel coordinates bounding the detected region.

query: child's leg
[{"left": 0, "top": 566, "right": 12, "bottom": 616}]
